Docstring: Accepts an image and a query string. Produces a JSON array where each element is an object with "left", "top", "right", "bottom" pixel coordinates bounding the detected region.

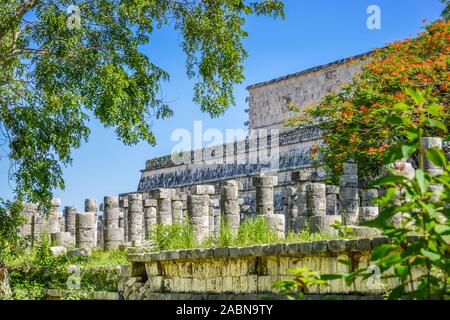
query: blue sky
[{"left": 0, "top": 0, "right": 445, "bottom": 211}]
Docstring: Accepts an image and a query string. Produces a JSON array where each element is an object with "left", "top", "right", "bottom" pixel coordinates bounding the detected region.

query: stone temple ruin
[
  {"left": 16, "top": 53, "right": 450, "bottom": 299},
  {"left": 17, "top": 53, "right": 450, "bottom": 254},
  {"left": 16, "top": 53, "right": 365, "bottom": 250}
]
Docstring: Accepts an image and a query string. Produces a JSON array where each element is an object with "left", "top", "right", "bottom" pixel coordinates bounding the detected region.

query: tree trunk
[{"left": 0, "top": 262, "right": 12, "bottom": 299}]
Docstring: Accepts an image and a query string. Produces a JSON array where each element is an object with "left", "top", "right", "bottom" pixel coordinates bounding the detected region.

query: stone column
[
  {"left": 339, "top": 160, "right": 359, "bottom": 225},
  {"left": 326, "top": 186, "right": 339, "bottom": 215},
  {"left": 444, "top": 141, "right": 450, "bottom": 162},
  {"left": 48, "top": 198, "right": 61, "bottom": 234},
  {"left": 253, "top": 175, "right": 285, "bottom": 237},
  {"left": 422, "top": 137, "right": 446, "bottom": 221},
  {"left": 253, "top": 175, "right": 277, "bottom": 217},
  {"left": 180, "top": 192, "right": 188, "bottom": 224},
  {"left": 210, "top": 197, "right": 221, "bottom": 236},
  {"left": 359, "top": 188, "right": 379, "bottom": 224},
  {"left": 361, "top": 188, "right": 378, "bottom": 207},
  {"left": 193, "top": 185, "right": 215, "bottom": 235},
  {"left": 97, "top": 216, "right": 104, "bottom": 247},
  {"left": 103, "top": 196, "right": 119, "bottom": 228},
  {"left": 151, "top": 189, "right": 173, "bottom": 225},
  {"left": 20, "top": 204, "right": 36, "bottom": 238},
  {"left": 189, "top": 186, "right": 212, "bottom": 243},
  {"left": 220, "top": 180, "right": 240, "bottom": 235},
  {"left": 382, "top": 160, "right": 414, "bottom": 227},
  {"left": 171, "top": 191, "right": 184, "bottom": 225},
  {"left": 31, "top": 215, "right": 49, "bottom": 246},
  {"left": 286, "top": 187, "right": 298, "bottom": 232},
  {"left": 103, "top": 227, "right": 124, "bottom": 251},
  {"left": 63, "top": 206, "right": 77, "bottom": 237},
  {"left": 85, "top": 199, "right": 97, "bottom": 213},
  {"left": 75, "top": 212, "right": 96, "bottom": 249},
  {"left": 308, "top": 182, "right": 341, "bottom": 235},
  {"left": 103, "top": 194, "right": 124, "bottom": 249},
  {"left": 267, "top": 214, "right": 286, "bottom": 239},
  {"left": 51, "top": 232, "right": 73, "bottom": 247},
  {"left": 293, "top": 171, "right": 312, "bottom": 231},
  {"left": 143, "top": 199, "right": 157, "bottom": 239},
  {"left": 127, "top": 193, "right": 143, "bottom": 245},
  {"left": 119, "top": 197, "right": 129, "bottom": 240}
]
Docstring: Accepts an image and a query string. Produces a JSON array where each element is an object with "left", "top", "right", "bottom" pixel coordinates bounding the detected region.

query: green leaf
[
  {"left": 420, "top": 248, "right": 441, "bottom": 261},
  {"left": 394, "top": 264, "right": 409, "bottom": 279},
  {"left": 320, "top": 274, "right": 344, "bottom": 281},
  {"left": 434, "top": 224, "right": 450, "bottom": 235},
  {"left": 427, "top": 119, "right": 448, "bottom": 133},
  {"left": 415, "top": 169, "right": 428, "bottom": 195},
  {"left": 371, "top": 244, "right": 396, "bottom": 261},
  {"left": 383, "top": 147, "right": 403, "bottom": 164},
  {"left": 402, "top": 141, "right": 418, "bottom": 159},
  {"left": 426, "top": 103, "right": 441, "bottom": 117},
  {"left": 405, "top": 127, "right": 420, "bottom": 141},
  {"left": 385, "top": 115, "right": 405, "bottom": 125},
  {"left": 388, "top": 284, "right": 405, "bottom": 299},
  {"left": 425, "top": 148, "right": 448, "bottom": 168},
  {"left": 393, "top": 102, "right": 410, "bottom": 111},
  {"left": 406, "top": 88, "right": 425, "bottom": 106}
]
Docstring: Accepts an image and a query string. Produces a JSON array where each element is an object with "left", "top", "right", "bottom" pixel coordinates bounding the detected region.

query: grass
[
  {"left": 6, "top": 233, "right": 127, "bottom": 268},
  {"left": 150, "top": 215, "right": 341, "bottom": 251}
]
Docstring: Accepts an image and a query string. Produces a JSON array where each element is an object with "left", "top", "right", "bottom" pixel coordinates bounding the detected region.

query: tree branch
[{"left": 0, "top": 0, "right": 40, "bottom": 40}]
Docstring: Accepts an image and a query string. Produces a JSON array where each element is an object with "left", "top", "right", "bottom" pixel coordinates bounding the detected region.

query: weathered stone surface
[
  {"left": 49, "top": 246, "right": 67, "bottom": 257},
  {"left": 306, "top": 183, "right": 327, "bottom": 217},
  {"left": 151, "top": 188, "right": 173, "bottom": 199},
  {"left": 67, "top": 247, "right": 91, "bottom": 258},
  {"left": 220, "top": 181, "right": 240, "bottom": 235},
  {"left": 85, "top": 199, "right": 97, "bottom": 212},
  {"left": 128, "top": 193, "right": 143, "bottom": 242},
  {"left": 104, "top": 227, "right": 124, "bottom": 250},
  {"left": 349, "top": 226, "right": 382, "bottom": 238},
  {"left": 311, "top": 240, "right": 327, "bottom": 253},
  {"left": 103, "top": 196, "right": 119, "bottom": 229},
  {"left": 191, "top": 185, "right": 215, "bottom": 195},
  {"left": 51, "top": 232, "right": 73, "bottom": 247},
  {"left": 361, "top": 189, "right": 378, "bottom": 207},
  {"left": 254, "top": 175, "right": 277, "bottom": 217},
  {"left": 189, "top": 190, "right": 211, "bottom": 242},
  {"left": 309, "top": 215, "right": 341, "bottom": 235},
  {"left": 327, "top": 240, "right": 346, "bottom": 253},
  {"left": 422, "top": 137, "right": 443, "bottom": 176},
  {"left": 286, "top": 242, "right": 312, "bottom": 255},
  {"left": 143, "top": 199, "right": 157, "bottom": 207},
  {"left": 266, "top": 214, "right": 285, "bottom": 239},
  {"left": 252, "top": 175, "right": 278, "bottom": 188},
  {"left": 358, "top": 207, "right": 379, "bottom": 224},
  {"left": 326, "top": 185, "right": 339, "bottom": 195},
  {"left": 63, "top": 206, "right": 77, "bottom": 236},
  {"left": 75, "top": 212, "right": 97, "bottom": 249}
]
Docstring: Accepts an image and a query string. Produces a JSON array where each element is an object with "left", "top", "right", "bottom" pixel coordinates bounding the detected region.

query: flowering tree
[{"left": 293, "top": 20, "right": 450, "bottom": 182}]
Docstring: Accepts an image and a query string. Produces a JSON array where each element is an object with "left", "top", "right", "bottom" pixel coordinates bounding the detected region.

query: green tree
[
  {"left": 290, "top": 20, "right": 449, "bottom": 183},
  {"left": 0, "top": 0, "right": 284, "bottom": 208},
  {"left": 344, "top": 89, "right": 450, "bottom": 299}
]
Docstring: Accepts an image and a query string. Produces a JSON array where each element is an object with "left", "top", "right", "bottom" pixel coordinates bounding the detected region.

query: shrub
[{"left": 290, "top": 20, "right": 450, "bottom": 183}]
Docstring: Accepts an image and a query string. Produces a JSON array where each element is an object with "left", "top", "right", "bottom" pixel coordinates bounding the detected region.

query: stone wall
[
  {"left": 247, "top": 53, "right": 368, "bottom": 132},
  {"left": 124, "top": 237, "right": 392, "bottom": 300}
]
